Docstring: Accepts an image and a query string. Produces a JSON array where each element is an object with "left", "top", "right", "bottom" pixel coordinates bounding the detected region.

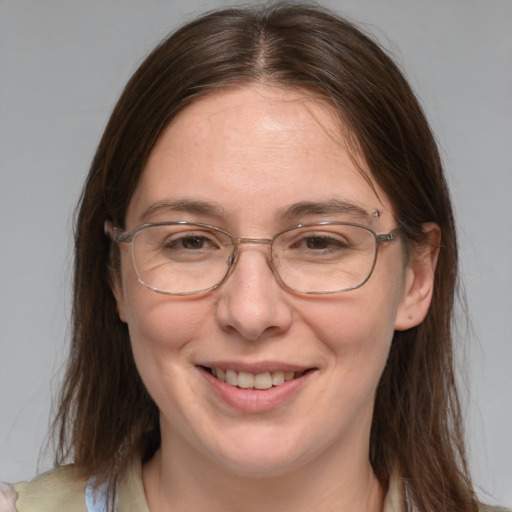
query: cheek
[
  {"left": 302, "top": 298, "right": 396, "bottom": 361},
  {"left": 291, "top": 294, "right": 400, "bottom": 440},
  {"left": 118, "top": 252, "right": 209, "bottom": 351},
  {"left": 298, "top": 264, "right": 405, "bottom": 375},
  {"left": 123, "top": 292, "right": 214, "bottom": 406},
  {"left": 124, "top": 292, "right": 210, "bottom": 354}
]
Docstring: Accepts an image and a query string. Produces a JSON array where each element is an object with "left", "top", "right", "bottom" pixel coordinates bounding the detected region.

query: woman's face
[{"left": 114, "top": 85, "right": 431, "bottom": 477}]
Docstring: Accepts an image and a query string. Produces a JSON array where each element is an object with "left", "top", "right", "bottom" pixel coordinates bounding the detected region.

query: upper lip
[{"left": 196, "top": 361, "right": 314, "bottom": 373}]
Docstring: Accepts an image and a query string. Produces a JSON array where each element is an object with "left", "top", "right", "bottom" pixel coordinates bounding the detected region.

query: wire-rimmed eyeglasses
[{"left": 110, "top": 221, "right": 402, "bottom": 295}]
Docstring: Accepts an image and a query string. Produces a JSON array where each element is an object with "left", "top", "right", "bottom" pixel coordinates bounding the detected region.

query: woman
[{"left": 1, "top": 4, "right": 506, "bottom": 512}]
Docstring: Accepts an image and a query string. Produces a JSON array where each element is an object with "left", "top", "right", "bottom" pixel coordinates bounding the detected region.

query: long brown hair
[{"left": 54, "top": 4, "right": 477, "bottom": 510}]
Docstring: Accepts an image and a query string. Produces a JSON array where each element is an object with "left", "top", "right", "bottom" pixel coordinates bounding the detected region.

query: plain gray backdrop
[{"left": 1, "top": 0, "right": 511, "bottom": 506}]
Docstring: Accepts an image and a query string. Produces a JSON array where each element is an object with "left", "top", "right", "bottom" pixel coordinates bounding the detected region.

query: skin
[{"left": 113, "top": 85, "right": 439, "bottom": 512}]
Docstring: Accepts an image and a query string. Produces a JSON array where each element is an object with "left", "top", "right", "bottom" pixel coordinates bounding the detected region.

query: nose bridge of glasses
[
  {"left": 226, "top": 237, "right": 274, "bottom": 270},
  {"left": 233, "top": 237, "right": 273, "bottom": 246}
]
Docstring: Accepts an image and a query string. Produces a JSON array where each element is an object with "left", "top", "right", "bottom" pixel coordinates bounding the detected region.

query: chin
[
  {"left": 215, "top": 453, "right": 307, "bottom": 479},
  {"left": 201, "top": 434, "right": 319, "bottom": 479}
]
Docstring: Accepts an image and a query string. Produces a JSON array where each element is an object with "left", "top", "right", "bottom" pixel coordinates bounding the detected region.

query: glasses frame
[{"left": 111, "top": 221, "right": 402, "bottom": 295}]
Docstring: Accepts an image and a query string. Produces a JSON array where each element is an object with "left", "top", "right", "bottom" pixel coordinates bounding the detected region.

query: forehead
[
  {"left": 146, "top": 86, "right": 351, "bottom": 170},
  {"left": 127, "top": 85, "right": 392, "bottom": 228},
  {"left": 170, "top": 86, "right": 341, "bottom": 144}
]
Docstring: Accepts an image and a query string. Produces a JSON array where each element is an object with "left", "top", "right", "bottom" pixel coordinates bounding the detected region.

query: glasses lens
[
  {"left": 131, "top": 224, "right": 233, "bottom": 294},
  {"left": 272, "top": 224, "right": 377, "bottom": 293}
]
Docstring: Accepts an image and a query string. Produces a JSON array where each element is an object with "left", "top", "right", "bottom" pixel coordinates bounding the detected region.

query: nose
[{"left": 214, "top": 245, "right": 293, "bottom": 342}]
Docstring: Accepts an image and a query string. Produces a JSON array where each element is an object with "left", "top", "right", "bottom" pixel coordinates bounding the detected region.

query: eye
[
  {"left": 300, "top": 236, "right": 348, "bottom": 251},
  {"left": 135, "top": 225, "right": 232, "bottom": 266},
  {"left": 291, "top": 233, "right": 350, "bottom": 253},
  {"left": 163, "top": 232, "right": 220, "bottom": 251}
]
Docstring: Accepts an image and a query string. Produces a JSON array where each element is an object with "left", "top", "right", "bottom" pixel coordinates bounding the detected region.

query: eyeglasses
[{"left": 111, "top": 221, "right": 401, "bottom": 295}]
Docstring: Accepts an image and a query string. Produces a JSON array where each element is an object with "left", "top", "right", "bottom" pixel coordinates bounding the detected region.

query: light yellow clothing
[
  {"left": 3, "top": 460, "right": 141, "bottom": 512},
  {"left": 1, "top": 458, "right": 508, "bottom": 512}
]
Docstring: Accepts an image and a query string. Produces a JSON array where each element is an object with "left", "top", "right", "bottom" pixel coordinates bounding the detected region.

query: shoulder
[
  {"left": 2, "top": 466, "right": 87, "bottom": 512},
  {"left": 1, "top": 457, "right": 147, "bottom": 512},
  {"left": 479, "top": 506, "right": 512, "bottom": 512}
]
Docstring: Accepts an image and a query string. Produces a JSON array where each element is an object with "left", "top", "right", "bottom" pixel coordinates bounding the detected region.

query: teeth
[
  {"left": 210, "top": 368, "right": 301, "bottom": 389},
  {"left": 237, "top": 371, "right": 254, "bottom": 389},
  {"left": 271, "top": 371, "right": 285, "bottom": 386},
  {"left": 225, "top": 369, "right": 238, "bottom": 386},
  {"left": 254, "top": 372, "right": 272, "bottom": 390}
]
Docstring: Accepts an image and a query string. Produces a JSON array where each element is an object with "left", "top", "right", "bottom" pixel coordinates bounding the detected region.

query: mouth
[{"left": 200, "top": 366, "right": 311, "bottom": 390}]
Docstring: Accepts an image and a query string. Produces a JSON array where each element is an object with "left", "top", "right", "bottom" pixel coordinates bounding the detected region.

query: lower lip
[{"left": 199, "top": 368, "right": 313, "bottom": 413}]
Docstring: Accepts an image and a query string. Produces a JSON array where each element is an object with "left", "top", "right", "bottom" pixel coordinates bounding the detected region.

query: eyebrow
[
  {"left": 139, "top": 199, "right": 225, "bottom": 223},
  {"left": 276, "top": 199, "right": 373, "bottom": 222},
  {"left": 139, "top": 198, "right": 373, "bottom": 225}
]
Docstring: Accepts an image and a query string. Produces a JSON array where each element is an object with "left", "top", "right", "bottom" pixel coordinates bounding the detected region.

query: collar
[{"left": 87, "top": 457, "right": 414, "bottom": 512}]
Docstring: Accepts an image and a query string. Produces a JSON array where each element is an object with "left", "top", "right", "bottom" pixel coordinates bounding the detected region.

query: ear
[
  {"left": 111, "top": 275, "right": 128, "bottom": 323},
  {"left": 394, "top": 223, "right": 440, "bottom": 331},
  {"left": 105, "top": 220, "right": 128, "bottom": 323}
]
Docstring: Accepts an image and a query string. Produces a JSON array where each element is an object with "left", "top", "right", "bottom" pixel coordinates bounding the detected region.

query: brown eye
[
  {"left": 175, "top": 236, "right": 211, "bottom": 250},
  {"left": 304, "top": 237, "right": 339, "bottom": 250},
  {"left": 292, "top": 234, "right": 349, "bottom": 253}
]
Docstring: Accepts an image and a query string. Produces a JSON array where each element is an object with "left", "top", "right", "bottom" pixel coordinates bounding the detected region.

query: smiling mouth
[{"left": 202, "top": 367, "right": 310, "bottom": 390}]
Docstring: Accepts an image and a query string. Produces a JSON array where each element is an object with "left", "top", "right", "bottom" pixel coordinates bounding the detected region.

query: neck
[{"left": 143, "top": 431, "right": 384, "bottom": 512}]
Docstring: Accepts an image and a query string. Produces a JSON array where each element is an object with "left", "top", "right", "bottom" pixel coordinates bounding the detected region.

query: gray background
[{"left": 1, "top": 0, "right": 511, "bottom": 506}]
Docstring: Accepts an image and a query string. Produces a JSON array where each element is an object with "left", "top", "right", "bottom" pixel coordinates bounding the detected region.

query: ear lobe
[
  {"left": 111, "top": 274, "right": 127, "bottom": 323},
  {"left": 394, "top": 223, "right": 440, "bottom": 331}
]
